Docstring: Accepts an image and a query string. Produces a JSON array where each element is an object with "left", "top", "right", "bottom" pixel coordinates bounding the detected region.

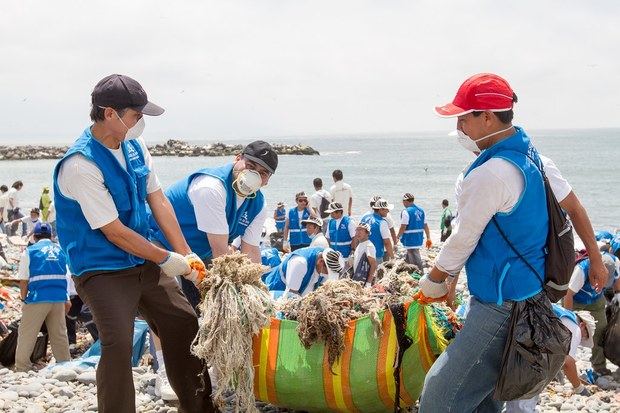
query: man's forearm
[
  {"left": 563, "top": 293, "right": 574, "bottom": 310},
  {"left": 100, "top": 221, "right": 168, "bottom": 264},
  {"left": 384, "top": 240, "right": 394, "bottom": 259},
  {"left": 348, "top": 198, "right": 352, "bottom": 216},
  {"left": 207, "top": 233, "right": 230, "bottom": 258},
  {"left": 19, "top": 280, "right": 28, "bottom": 300},
  {"left": 561, "top": 192, "right": 601, "bottom": 262},
  {"left": 241, "top": 242, "right": 261, "bottom": 264},
  {"left": 424, "top": 223, "right": 431, "bottom": 240},
  {"left": 563, "top": 357, "right": 581, "bottom": 388},
  {"left": 147, "top": 191, "right": 191, "bottom": 255}
]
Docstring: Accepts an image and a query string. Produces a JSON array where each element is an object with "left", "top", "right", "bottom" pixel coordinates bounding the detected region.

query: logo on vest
[
  {"left": 239, "top": 211, "right": 251, "bottom": 227},
  {"left": 40, "top": 245, "right": 60, "bottom": 261},
  {"left": 126, "top": 144, "right": 141, "bottom": 163},
  {"left": 414, "top": 210, "right": 423, "bottom": 221}
]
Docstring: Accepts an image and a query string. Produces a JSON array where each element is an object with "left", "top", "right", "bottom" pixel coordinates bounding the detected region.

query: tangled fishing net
[
  {"left": 191, "top": 253, "right": 273, "bottom": 412},
  {"left": 277, "top": 279, "right": 385, "bottom": 366}
]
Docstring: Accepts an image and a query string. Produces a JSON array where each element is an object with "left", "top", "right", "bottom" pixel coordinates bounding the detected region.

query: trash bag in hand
[
  {"left": 494, "top": 292, "right": 571, "bottom": 401},
  {"left": 603, "top": 298, "right": 620, "bottom": 366}
]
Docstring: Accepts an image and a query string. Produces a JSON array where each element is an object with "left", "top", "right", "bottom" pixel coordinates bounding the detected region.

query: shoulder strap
[{"left": 491, "top": 217, "right": 544, "bottom": 284}]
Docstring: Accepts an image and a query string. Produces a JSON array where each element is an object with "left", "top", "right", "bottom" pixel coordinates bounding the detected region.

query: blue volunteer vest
[
  {"left": 288, "top": 208, "right": 312, "bottom": 246},
  {"left": 275, "top": 208, "right": 286, "bottom": 232},
  {"left": 610, "top": 234, "right": 620, "bottom": 257},
  {"left": 552, "top": 304, "right": 578, "bottom": 325},
  {"left": 573, "top": 258, "right": 605, "bottom": 305},
  {"left": 53, "top": 127, "right": 150, "bottom": 276},
  {"left": 464, "top": 127, "right": 548, "bottom": 305},
  {"left": 151, "top": 163, "right": 265, "bottom": 260},
  {"left": 328, "top": 216, "right": 353, "bottom": 257},
  {"left": 401, "top": 205, "right": 425, "bottom": 248},
  {"left": 262, "top": 247, "right": 324, "bottom": 293},
  {"left": 595, "top": 230, "right": 614, "bottom": 243},
  {"left": 25, "top": 239, "right": 69, "bottom": 304},
  {"left": 361, "top": 212, "right": 387, "bottom": 259},
  {"left": 261, "top": 247, "right": 282, "bottom": 269}
]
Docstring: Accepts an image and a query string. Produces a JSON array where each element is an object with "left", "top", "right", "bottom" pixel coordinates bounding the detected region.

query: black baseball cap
[
  {"left": 92, "top": 74, "right": 164, "bottom": 116},
  {"left": 242, "top": 140, "right": 278, "bottom": 174}
]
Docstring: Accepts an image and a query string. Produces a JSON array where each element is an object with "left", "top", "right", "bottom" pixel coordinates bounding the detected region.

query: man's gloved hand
[
  {"left": 159, "top": 252, "right": 191, "bottom": 278},
  {"left": 425, "top": 239, "right": 433, "bottom": 249},
  {"left": 573, "top": 384, "right": 591, "bottom": 396},
  {"left": 185, "top": 253, "right": 207, "bottom": 285},
  {"left": 418, "top": 274, "right": 448, "bottom": 298}
]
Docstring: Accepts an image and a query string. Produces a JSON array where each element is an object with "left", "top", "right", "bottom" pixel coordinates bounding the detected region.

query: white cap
[
  {"left": 372, "top": 198, "right": 394, "bottom": 211},
  {"left": 322, "top": 248, "right": 345, "bottom": 279},
  {"left": 301, "top": 216, "right": 323, "bottom": 227},
  {"left": 576, "top": 311, "right": 596, "bottom": 348}
]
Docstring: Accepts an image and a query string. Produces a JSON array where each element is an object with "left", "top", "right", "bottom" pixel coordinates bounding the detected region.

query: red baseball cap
[{"left": 435, "top": 73, "right": 515, "bottom": 118}]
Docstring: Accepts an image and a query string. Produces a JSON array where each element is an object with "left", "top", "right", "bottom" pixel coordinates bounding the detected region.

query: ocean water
[{"left": 1, "top": 128, "right": 618, "bottom": 232}]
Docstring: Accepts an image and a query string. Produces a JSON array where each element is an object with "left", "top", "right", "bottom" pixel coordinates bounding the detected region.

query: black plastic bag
[
  {"left": 0, "top": 320, "right": 49, "bottom": 367},
  {"left": 603, "top": 299, "right": 620, "bottom": 365},
  {"left": 494, "top": 293, "right": 571, "bottom": 400}
]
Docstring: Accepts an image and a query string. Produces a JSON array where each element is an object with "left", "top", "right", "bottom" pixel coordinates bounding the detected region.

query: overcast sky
[{"left": 1, "top": 0, "right": 618, "bottom": 143}]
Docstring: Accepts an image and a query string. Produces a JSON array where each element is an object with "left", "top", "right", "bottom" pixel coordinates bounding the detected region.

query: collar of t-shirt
[{"left": 108, "top": 146, "right": 128, "bottom": 170}]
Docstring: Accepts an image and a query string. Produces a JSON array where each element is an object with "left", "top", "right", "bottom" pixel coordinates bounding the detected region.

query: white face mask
[
  {"left": 455, "top": 125, "right": 514, "bottom": 153},
  {"left": 117, "top": 115, "right": 145, "bottom": 141},
  {"left": 232, "top": 169, "right": 262, "bottom": 198}
]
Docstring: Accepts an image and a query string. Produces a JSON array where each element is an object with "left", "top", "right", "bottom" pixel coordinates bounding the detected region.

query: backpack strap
[{"left": 492, "top": 217, "right": 544, "bottom": 285}]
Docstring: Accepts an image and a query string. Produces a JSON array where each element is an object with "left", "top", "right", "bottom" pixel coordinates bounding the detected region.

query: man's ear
[{"left": 104, "top": 107, "right": 116, "bottom": 120}]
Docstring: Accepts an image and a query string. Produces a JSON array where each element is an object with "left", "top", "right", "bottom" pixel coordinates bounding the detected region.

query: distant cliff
[{"left": 0, "top": 139, "right": 320, "bottom": 160}]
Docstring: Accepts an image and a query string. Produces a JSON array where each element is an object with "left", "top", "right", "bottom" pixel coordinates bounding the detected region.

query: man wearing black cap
[
  {"left": 53, "top": 74, "right": 213, "bottom": 412},
  {"left": 150, "top": 140, "right": 278, "bottom": 310}
]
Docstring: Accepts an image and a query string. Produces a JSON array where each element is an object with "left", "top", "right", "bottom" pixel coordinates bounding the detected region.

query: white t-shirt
[
  {"left": 384, "top": 212, "right": 395, "bottom": 230},
  {"left": 569, "top": 256, "right": 620, "bottom": 293},
  {"left": 7, "top": 188, "right": 19, "bottom": 209},
  {"left": 329, "top": 181, "right": 353, "bottom": 215},
  {"left": 353, "top": 240, "right": 376, "bottom": 270},
  {"left": 310, "top": 189, "right": 332, "bottom": 213},
  {"left": 21, "top": 217, "right": 40, "bottom": 240},
  {"left": 0, "top": 192, "right": 9, "bottom": 221},
  {"left": 400, "top": 209, "right": 411, "bottom": 226},
  {"left": 436, "top": 154, "right": 572, "bottom": 276},
  {"left": 309, "top": 232, "right": 329, "bottom": 248},
  {"left": 325, "top": 217, "right": 357, "bottom": 240},
  {"left": 187, "top": 174, "right": 267, "bottom": 247},
  {"left": 561, "top": 316, "right": 581, "bottom": 360},
  {"left": 285, "top": 255, "right": 320, "bottom": 296},
  {"left": 56, "top": 137, "right": 161, "bottom": 230},
  {"left": 378, "top": 219, "right": 391, "bottom": 240}
]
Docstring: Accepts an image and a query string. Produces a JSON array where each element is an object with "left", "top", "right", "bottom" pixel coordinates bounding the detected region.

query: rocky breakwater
[
  {"left": 148, "top": 140, "right": 319, "bottom": 157},
  {"left": 0, "top": 140, "right": 319, "bottom": 161}
]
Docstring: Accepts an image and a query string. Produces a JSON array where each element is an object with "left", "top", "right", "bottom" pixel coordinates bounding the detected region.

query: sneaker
[{"left": 155, "top": 368, "right": 178, "bottom": 401}]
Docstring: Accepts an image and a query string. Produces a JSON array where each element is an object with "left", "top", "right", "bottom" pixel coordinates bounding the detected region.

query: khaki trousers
[
  {"left": 573, "top": 296, "right": 608, "bottom": 370},
  {"left": 15, "top": 302, "right": 70, "bottom": 371}
]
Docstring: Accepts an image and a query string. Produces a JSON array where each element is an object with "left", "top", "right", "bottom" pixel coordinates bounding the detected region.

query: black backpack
[
  {"left": 318, "top": 196, "right": 331, "bottom": 219},
  {"left": 492, "top": 154, "right": 574, "bottom": 303}
]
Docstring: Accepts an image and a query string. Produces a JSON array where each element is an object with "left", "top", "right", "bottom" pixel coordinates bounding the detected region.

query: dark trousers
[
  {"left": 65, "top": 295, "right": 99, "bottom": 345},
  {"left": 74, "top": 262, "right": 215, "bottom": 413}
]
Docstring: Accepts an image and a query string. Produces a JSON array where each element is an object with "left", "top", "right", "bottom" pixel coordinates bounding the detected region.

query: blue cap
[{"left": 34, "top": 222, "right": 52, "bottom": 235}]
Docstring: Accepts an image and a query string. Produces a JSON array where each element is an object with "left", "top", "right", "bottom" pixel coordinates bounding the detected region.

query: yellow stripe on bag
[
  {"left": 417, "top": 310, "right": 435, "bottom": 372},
  {"left": 258, "top": 324, "right": 271, "bottom": 402}
]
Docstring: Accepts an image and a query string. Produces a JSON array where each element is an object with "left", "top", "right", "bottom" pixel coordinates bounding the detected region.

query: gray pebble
[{"left": 53, "top": 369, "right": 77, "bottom": 382}]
